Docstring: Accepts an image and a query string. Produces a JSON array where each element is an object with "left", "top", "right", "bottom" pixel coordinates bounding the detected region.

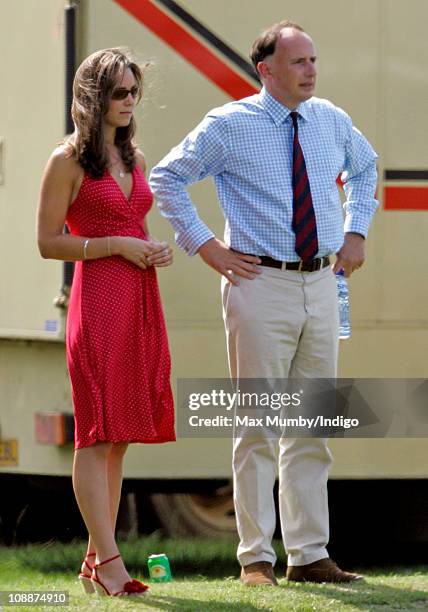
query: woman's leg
[
  {"left": 73, "top": 442, "right": 132, "bottom": 592},
  {"left": 81, "top": 442, "right": 128, "bottom": 561},
  {"left": 107, "top": 443, "right": 129, "bottom": 531}
]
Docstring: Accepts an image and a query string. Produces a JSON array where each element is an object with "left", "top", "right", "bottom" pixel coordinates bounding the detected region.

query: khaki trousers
[{"left": 221, "top": 265, "right": 339, "bottom": 567}]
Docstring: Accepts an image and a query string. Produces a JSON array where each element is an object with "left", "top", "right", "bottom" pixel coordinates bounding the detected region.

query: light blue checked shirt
[{"left": 150, "top": 87, "right": 378, "bottom": 260}]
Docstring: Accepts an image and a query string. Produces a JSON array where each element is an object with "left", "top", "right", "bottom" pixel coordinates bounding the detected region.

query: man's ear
[{"left": 257, "top": 60, "right": 271, "bottom": 80}]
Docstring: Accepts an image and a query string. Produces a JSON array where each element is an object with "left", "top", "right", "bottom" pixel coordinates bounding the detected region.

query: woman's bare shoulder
[{"left": 48, "top": 145, "right": 81, "bottom": 177}]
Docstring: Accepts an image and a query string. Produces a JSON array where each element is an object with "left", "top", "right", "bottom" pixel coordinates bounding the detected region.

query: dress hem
[{"left": 75, "top": 435, "right": 176, "bottom": 450}]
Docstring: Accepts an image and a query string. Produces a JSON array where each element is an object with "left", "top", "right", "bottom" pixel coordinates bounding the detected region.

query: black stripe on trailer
[
  {"left": 385, "top": 169, "right": 428, "bottom": 181},
  {"left": 155, "top": 0, "right": 260, "bottom": 85}
]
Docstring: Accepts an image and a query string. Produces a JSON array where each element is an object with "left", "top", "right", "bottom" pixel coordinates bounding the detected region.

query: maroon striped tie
[{"left": 290, "top": 111, "right": 318, "bottom": 262}]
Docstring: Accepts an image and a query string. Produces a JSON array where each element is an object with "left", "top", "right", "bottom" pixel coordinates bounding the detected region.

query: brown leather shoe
[
  {"left": 286, "top": 558, "right": 363, "bottom": 583},
  {"left": 240, "top": 561, "right": 278, "bottom": 586}
]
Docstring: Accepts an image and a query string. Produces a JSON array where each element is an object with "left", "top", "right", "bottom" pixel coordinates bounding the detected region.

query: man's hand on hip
[
  {"left": 198, "top": 238, "right": 261, "bottom": 286},
  {"left": 333, "top": 232, "right": 365, "bottom": 277}
]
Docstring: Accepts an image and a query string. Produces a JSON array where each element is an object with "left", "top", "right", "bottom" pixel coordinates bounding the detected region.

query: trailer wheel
[{"left": 150, "top": 483, "right": 236, "bottom": 538}]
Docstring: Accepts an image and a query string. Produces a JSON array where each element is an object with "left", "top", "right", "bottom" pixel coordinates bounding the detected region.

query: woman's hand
[
  {"left": 146, "top": 240, "right": 174, "bottom": 267},
  {"left": 114, "top": 237, "right": 165, "bottom": 270}
]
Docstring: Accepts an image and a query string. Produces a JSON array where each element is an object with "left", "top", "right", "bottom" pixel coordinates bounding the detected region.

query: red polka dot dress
[{"left": 66, "top": 166, "right": 175, "bottom": 449}]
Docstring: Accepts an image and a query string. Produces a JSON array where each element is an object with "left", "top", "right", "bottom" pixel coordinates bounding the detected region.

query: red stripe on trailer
[
  {"left": 384, "top": 186, "right": 428, "bottom": 210},
  {"left": 113, "top": 0, "right": 258, "bottom": 99}
]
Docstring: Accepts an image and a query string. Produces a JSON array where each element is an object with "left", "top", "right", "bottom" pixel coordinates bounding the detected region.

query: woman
[{"left": 37, "top": 48, "right": 175, "bottom": 597}]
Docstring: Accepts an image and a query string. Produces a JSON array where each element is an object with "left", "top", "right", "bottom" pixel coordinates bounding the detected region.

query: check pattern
[{"left": 150, "top": 87, "right": 378, "bottom": 259}]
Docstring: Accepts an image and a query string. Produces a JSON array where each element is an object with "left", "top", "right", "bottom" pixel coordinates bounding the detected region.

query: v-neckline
[{"left": 107, "top": 166, "right": 136, "bottom": 203}]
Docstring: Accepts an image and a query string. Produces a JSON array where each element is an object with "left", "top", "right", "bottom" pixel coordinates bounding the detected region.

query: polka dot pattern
[{"left": 65, "top": 167, "right": 175, "bottom": 449}]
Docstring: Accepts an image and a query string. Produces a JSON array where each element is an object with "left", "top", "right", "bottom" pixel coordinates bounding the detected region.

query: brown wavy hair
[{"left": 66, "top": 48, "right": 145, "bottom": 178}]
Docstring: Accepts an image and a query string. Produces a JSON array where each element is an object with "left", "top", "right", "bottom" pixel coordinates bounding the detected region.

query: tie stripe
[
  {"left": 291, "top": 112, "right": 318, "bottom": 262},
  {"left": 294, "top": 178, "right": 310, "bottom": 203}
]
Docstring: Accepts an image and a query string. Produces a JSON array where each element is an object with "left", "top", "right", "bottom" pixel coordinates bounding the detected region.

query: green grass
[{"left": 0, "top": 538, "right": 427, "bottom": 611}]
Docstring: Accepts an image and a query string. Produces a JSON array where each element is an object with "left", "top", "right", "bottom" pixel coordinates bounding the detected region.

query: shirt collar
[{"left": 258, "top": 87, "right": 310, "bottom": 125}]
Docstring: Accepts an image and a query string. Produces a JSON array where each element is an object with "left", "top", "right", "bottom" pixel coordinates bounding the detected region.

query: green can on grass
[{"left": 147, "top": 553, "right": 172, "bottom": 582}]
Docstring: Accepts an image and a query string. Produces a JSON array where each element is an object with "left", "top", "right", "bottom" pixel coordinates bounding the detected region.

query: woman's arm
[{"left": 37, "top": 148, "right": 112, "bottom": 261}]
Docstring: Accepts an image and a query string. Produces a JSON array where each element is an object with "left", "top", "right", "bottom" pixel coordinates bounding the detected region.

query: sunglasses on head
[{"left": 111, "top": 85, "right": 139, "bottom": 100}]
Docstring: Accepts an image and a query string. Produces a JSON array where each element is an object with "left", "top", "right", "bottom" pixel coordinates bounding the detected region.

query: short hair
[{"left": 250, "top": 20, "right": 305, "bottom": 73}]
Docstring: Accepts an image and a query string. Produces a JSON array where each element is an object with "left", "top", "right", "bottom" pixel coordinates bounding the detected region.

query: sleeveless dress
[{"left": 65, "top": 165, "right": 175, "bottom": 449}]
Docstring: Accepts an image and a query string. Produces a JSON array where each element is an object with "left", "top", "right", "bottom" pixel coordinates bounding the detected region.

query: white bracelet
[{"left": 83, "top": 239, "right": 89, "bottom": 260}]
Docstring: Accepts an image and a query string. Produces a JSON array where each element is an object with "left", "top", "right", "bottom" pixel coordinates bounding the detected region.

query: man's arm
[
  {"left": 334, "top": 114, "right": 378, "bottom": 276},
  {"left": 149, "top": 113, "right": 260, "bottom": 285},
  {"left": 150, "top": 113, "right": 228, "bottom": 255}
]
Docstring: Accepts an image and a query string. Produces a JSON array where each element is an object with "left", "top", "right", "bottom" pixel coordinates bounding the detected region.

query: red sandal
[
  {"left": 91, "top": 553, "right": 149, "bottom": 597},
  {"left": 78, "top": 552, "right": 96, "bottom": 594}
]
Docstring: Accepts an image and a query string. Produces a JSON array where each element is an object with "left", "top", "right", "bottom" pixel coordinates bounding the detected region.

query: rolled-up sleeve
[
  {"left": 340, "top": 113, "right": 379, "bottom": 238},
  {"left": 149, "top": 113, "right": 229, "bottom": 255}
]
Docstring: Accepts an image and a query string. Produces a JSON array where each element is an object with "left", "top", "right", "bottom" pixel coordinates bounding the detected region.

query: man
[{"left": 150, "top": 21, "right": 378, "bottom": 585}]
